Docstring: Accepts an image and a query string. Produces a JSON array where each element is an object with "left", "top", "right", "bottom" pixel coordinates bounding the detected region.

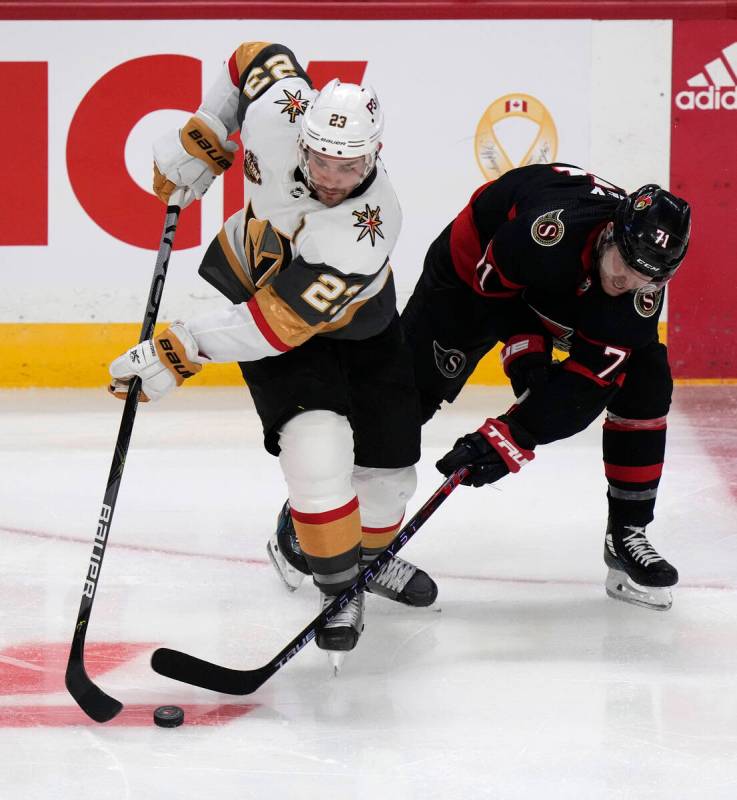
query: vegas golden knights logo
[
  {"left": 244, "top": 203, "right": 292, "bottom": 287},
  {"left": 475, "top": 93, "right": 558, "bottom": 179}
]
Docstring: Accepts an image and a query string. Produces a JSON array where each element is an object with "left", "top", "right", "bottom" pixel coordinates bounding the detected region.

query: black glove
[
  {"left": 436, "top": 417, "right": 536, "bottom": 488},
  {"left": 500, "top": 334, "right": 553, "bottom": 397}
]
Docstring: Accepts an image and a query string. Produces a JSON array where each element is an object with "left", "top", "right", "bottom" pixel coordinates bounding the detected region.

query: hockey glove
[
  {"left": 436, "top": 417, "right": 535, "bottom": 487},
  {"left": 500, "top": 334, "right": 553, "bottom": 397},
  {"left": 153, "top": 110, "right": 238, "bottom": 207},
  {"left": 109, "top": 323, "right": 204, "bottom": 402}
]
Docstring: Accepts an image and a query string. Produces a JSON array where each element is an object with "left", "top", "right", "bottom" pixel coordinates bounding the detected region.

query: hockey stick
[
  {"left": 65, "top": 189, "right": 186, "bottom": 723},
  {"left": 151, "top": 466, "right": 470, "bottom": 695}
]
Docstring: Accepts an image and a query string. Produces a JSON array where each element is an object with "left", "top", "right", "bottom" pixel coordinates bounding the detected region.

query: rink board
[{"left": 0, "top": 18, "right": 672, "bottom": 385}]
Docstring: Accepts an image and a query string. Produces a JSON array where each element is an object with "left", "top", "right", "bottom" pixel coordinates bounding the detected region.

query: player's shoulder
[
  {"left": 578, "top": 282, "right": 665, "bottom": 351},
  {"left": 492, "top": 201, "right": 606, "bottom": 290},
  {"left": 616, "top": 285, "right": 666, "bottom": 336},
  {"left": 503, "top": 164, "right": 623, "bottom": 257},
  {"left": 296, "top": 164, "right": 401, "bottom": 276},
  {"left": 239, "top": 77, "right": 314, "bottom": 170},
  {"left": 233, "top": 42, "right": 314, "bottom": 128},
  {"left": 244, "top": 77, "right": 315, "bottom": 128},
  {"left": 231, "top": 42, "right": 310, "bottom": 99},
  {"left": 507, "top": 162, "right": 625, "bottom": 196}
]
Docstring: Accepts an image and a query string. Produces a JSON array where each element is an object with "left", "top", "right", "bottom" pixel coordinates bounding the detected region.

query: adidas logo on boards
[{"left": 675, "top": 40, "right": 737, "bottom": 109}]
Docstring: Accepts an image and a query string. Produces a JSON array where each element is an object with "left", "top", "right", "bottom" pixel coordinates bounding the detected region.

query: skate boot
[
  {"left": 604, "top": 519, "right": 678, "bottom": 611},
  {"left": 317, "top": 590, "right": 365, "bottom": 674},
  {"left": 360, "top": 551, "right": 438, "bottom": 607},
  {"left": 266, "top": 501, "right": 310, "bottom": 591},
  {"left": 269, "top": 501, "right": 438, "bottom": 607}
]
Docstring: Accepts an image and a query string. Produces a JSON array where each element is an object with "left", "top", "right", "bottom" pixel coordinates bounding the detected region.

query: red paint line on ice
[
  {"left": 0, "top": 523, "right": 269, "bottom": 566},
  {"left": 0, "top": 642, "right": 154, "bottom": 695},
  {"left": 2, "top": 522, "right": 735, "bottom": 591},
  {"left": 0, "top": 703, "right": 259, "bottom": 727}
]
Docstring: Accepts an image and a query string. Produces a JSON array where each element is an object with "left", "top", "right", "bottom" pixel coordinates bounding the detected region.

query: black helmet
[{"left": 613, "top": 185, "right": 691, "bottom": 281}]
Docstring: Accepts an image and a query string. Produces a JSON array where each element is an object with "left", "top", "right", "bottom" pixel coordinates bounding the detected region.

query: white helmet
[{"left": 298, "top": 79, "right": 384, "bottom": 187}]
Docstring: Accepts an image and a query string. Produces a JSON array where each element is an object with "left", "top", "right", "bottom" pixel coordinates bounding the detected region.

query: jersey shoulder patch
[
  {"left": 633, "top": 287, "right": 664, "bottom": 318},
  {"left": 235, "top": 43, "right": 312, "bottom": 126},
  {"left": 530, "top": 209, "right": 565, "bottom": 247}
]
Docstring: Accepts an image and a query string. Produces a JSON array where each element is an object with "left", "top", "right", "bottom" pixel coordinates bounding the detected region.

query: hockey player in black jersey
[{"left": 413, "top": 163, "right": 691, "bottom": 611}]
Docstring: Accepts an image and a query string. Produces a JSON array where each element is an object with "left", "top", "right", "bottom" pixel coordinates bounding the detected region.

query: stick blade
[
  {"left": 65, "top": 663, "right": 123, "bottom": 723},
  {"left": 151, "top": 648, "right": 271, "bottom": 696}
]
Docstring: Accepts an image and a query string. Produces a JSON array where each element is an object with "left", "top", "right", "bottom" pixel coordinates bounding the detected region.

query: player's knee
[
  {"left": 278, "top": 410, "right": 355, "bottom": 510},
  {"left": 352, "top": 465, "right": 417, "bottom": 528}
]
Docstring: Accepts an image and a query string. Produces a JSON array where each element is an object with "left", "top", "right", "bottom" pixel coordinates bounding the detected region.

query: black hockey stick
[
  {"left": 65, "top": 189, "right": 186, "bottom": 723},
  {"left": 151, "top": 466, "right": 470, "bottom": 695}
]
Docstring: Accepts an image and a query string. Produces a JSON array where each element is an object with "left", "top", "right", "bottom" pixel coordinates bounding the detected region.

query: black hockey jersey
[{"left": 448, "top": 164, "right": 667, "bottom": 443}]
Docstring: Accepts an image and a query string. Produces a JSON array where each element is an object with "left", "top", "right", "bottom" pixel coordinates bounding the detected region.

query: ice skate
[
  {"left": 604, "top": 520, "right": 678, "bottom": 611},
  {"left": 360, "top": 551, "right": 438, "bottom": 607},
  {"left": 269, "top": 500, "right": 438, "bottom": 606},
  {"left": 266, "top": 501, "right": 310, "bottom": 591},
  {"left": 317, "top": 591, "right": 365, "bottom": 674}
]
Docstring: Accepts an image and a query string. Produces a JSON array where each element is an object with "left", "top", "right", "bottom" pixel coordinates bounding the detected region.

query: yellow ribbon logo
[{"left": 475, "top": 94, "right": 558, "bottom": 179}]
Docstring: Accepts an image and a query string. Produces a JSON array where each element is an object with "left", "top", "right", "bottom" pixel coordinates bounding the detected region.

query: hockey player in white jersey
[{"left": 108, "top": 43, "right": 436, "bottom": 666}]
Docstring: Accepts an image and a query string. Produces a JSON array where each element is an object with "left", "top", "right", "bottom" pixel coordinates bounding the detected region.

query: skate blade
[
  {"left": 606, "top": 568, "right": 673, "bottom": 611},
  {"left": 328, "top": 650, "right": 346, "bottom": 676},
  {"left": 266, "top": 541, "right": 304, "bottom": 592}
]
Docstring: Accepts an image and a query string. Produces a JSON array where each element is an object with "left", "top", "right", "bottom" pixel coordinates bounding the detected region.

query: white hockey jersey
[{"left": 184, "top": 42, "right": 402, "bottom": 365}]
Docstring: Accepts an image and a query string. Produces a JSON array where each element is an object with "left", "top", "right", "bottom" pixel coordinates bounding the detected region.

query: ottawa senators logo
[
  {"left": 634, "top": 287, "right": 663, "bottom": 318},
  {"left": 634, "top": 195, "right": 653, "bottom": 211},
  {"left": 433, "top": 341, "right": 467, "bottom": 378},
  {"left": 243, "top": 150, "right": 262, "bottom": 184},
  {"left": 531, "top": 209, "right": 565, "bottom": 246},
  {"left": 528, "top": 303, "right": 574, "bottom": 351}
]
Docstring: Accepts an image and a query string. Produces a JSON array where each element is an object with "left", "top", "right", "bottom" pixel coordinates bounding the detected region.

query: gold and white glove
[
  {"left": 109, "top": 323, "right": 205, "bottom": 402},
  {"left": 152, "top": 110, "right": 238, "bottom": 207}
]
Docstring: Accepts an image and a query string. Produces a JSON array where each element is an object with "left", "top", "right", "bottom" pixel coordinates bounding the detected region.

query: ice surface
[{"left": 1, "top": 385, "right": 736, "bottom": 800}]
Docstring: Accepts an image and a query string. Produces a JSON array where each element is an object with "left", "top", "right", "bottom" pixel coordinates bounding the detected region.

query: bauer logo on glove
[
  {"left": 185, "top": 126, "right": 234, "bottom": 172},
  {"left": 108, "top": 323, "right": 204, "bottom": 402},
  {"left": 152, "top": 110, "right": 238, "bottom": 207}
]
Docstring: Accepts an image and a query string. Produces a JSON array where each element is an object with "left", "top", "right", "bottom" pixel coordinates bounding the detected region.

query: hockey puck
[{"left": 153, "top": 705, "right": 184, "bottom": 728}]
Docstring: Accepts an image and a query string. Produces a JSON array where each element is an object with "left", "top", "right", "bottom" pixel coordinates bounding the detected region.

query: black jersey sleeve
[
  {"left": 506, "top": 364, "right": 620, "bottom": 444},
  {"left": 507, "top": 286, "right": 665, "bottom": 445},
  {"left": 565, "top": 283, "right": 664, "bottom": 385},
  {"left": 231, "top": 43, "right": 312, "bottom": 127}
]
